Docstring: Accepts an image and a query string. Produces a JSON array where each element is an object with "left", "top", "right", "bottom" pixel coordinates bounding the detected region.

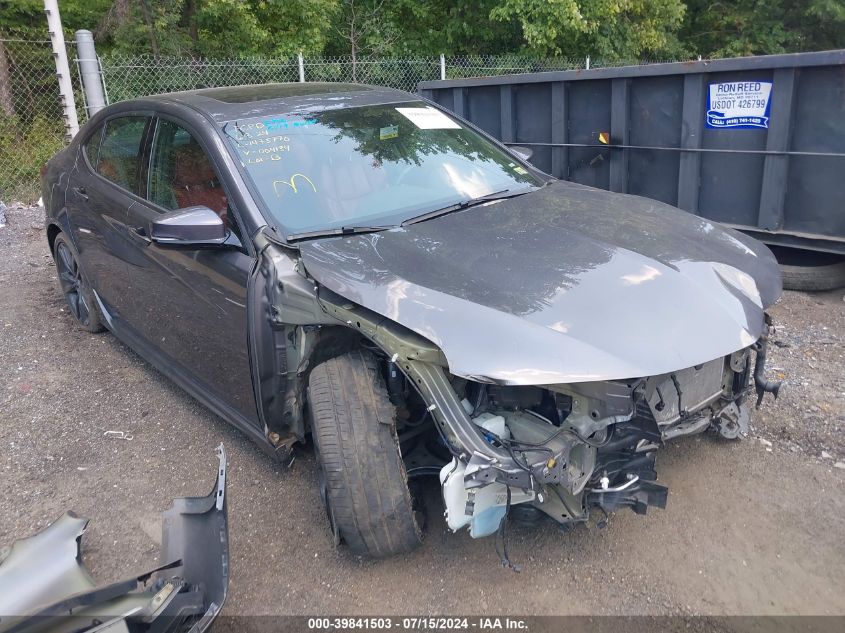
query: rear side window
[{"left": 95, "top": 116, "right": 149, "bottom": 195}]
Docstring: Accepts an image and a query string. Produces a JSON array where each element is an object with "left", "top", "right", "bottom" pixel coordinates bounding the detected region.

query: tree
[
  {"left": 678, "top": 0, "right": 845, "bottom": 58},
  {"left": 0, "top": 0, "right": 111, "bottom": 38},
  {"left": 94, "top": 0, "right": 339, "bottom": 57},
  {"left": 488, "top": 0, "right": 686, "bottom": 59},
  {"left": 335, "top": 0, "right": 398, "bottom": 80},
  {"left": 3, "top": 0, "right": 844, "bottom": 63},
  {"left": 247, "top": 0, "right": 340, "bottom": 56},
  {"left": 375, "top": 0, "right": 523, "bottom": 56}
]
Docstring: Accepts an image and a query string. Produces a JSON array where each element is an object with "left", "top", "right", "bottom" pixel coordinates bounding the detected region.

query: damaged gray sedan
[{"left": 41, "top": 83, "right": 782, "bottom": 560}]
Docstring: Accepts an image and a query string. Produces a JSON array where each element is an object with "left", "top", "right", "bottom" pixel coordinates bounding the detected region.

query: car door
[
  {"left": 121, "top": 115, "right": 260, "bottom": 424},
  {"left": 65, "top": 115, "right": 152, "bottom": 320}
]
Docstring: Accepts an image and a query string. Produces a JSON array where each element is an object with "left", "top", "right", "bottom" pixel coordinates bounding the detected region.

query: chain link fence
[
  {"left": 0, "top": 38, "right": 72, "bottom": 202},
  {"left": 446, "top": 54, "right": 694, "bottom": 74},
  {"left": 302, "top": 56, "right": 442, "bottom": 91},
  {"left": 100, "top": 54, "right": 443, "bottom": 98},
  {"left": 0, "top": 47, "right": 698, "bottom": 203},
  {"left": 98, "top": 53, "right": 698, "bottom": 101},
  {"left": 100, "top": 55, "right": 301, "bottom": 103}
]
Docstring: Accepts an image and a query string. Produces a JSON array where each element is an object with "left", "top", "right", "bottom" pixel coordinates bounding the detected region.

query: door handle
[{"left": 72, "top": 186, "right": 88, "bottom": 200}]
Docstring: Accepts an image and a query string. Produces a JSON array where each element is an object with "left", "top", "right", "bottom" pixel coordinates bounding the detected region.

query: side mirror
[
  {"left": 149, "top": 206, "right": 227, "bottom": 246},
  {"left": 509, "top": 145, "right": 534, "bottom": 162}
]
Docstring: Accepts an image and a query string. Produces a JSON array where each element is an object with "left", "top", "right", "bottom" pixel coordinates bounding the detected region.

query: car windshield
[{"left": 221, "top": 101, "right": 542, "bottom": 237}]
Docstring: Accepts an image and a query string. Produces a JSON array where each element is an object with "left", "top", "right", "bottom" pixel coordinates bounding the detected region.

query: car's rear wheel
[
  {"left": 308, "top": 350, "right": 422, "bottom": 558},
  {"left": 53, "top": 233, "right": 105, "bottom": 333}
]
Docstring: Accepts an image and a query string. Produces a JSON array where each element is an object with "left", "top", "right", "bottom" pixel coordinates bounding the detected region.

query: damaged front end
[
  {"left": 248, "top": 178, "right": 785, "bottom": 557},
  {"left": 317, "top": 292, "right": 782, "bottom": 545},
  {"left": 0, "top": 445, "right": 228, "bottom": 633}
]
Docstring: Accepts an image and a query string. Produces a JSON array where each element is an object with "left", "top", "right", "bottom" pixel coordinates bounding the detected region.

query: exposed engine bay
[{"left": 386, "top": 334, "right": 780, "bottom": 544}]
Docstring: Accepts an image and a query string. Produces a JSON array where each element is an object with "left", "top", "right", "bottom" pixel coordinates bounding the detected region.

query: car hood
[{"left": 299, "top": 181, "right": 782, "bottom": 384}]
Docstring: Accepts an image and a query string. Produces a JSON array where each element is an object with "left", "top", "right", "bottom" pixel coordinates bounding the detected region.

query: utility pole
[
  {"left": 75, "top": 30, "right": 107, "bottom": 116},
  {"left": 44, "top": 0, "right": 79, "bottom": 139}
]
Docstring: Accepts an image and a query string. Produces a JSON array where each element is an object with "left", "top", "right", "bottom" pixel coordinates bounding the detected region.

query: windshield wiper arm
[
  {"left": 286, "top": 225, "right": 396, "bottom": 242},
  {"left": 401, "top": 188, "right": 534, "bottom": 227},
  {"left": 286, "top": 187, "right": 539, "bottom": 241}
]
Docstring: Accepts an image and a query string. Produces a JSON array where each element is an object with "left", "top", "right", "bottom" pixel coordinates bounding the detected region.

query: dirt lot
[{"left": 1, "top": 202, "right": 844, "bottom": 617}]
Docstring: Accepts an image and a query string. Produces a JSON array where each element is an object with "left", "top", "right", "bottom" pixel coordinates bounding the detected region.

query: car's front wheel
[
  {"left": 308, "top": 350, "right": 422, "bottom": 558},
  {"left": 53, "top": 232, "right": 105, "bottom": 333}
]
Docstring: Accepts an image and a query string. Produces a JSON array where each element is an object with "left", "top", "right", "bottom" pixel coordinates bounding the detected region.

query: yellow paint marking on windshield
[{"left": 272, "top": 173, "right": 317, "bottom": 197}]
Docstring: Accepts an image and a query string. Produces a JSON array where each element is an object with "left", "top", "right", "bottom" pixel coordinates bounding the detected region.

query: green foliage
[
  {"left": 0, "top": 0, "right": 833, "bottom": 62},
  {"left": 4, "top": 0, "right": 845, "bottom": 60},
  {"left": 0, "top": 0, "right": 112, "bottom": 38},
  {"left": 194, "top": 0, "right": 269, "bottom": 57},
  {"left": 244, "top": 0, "right": 340, "bottom": 56},
  {"left": 0, "top": 38, "right": 69, "bottom": 201},
  {"left": 0, "top": 114, "right": 64, "bottom": 201},
  {"left": 92, "top": 0, "right": 340, "bottom": 58},
  {"left": 677, "top": 0, "right": 845, "bottom": 58},
  {"left": 489, "top": 0, "right": 686, "bottom": 59},
  {"left": 321, "top": 0, "right": 522, "bottom": 57},
  {"left": 104, "top": 0, "right": 193, "bottom": 56}
]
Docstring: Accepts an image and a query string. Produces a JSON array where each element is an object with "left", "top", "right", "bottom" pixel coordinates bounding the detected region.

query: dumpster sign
[{"left": 706, "top": 81, "right": 772, "bottom": 129}]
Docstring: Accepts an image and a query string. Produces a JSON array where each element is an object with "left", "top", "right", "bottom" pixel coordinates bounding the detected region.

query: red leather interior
[
  {"left": 171, "top": 143, "right": 227, "bottom": 220},
  {"left": 97, "top": 157, "right": 137, "bottom": 190}
]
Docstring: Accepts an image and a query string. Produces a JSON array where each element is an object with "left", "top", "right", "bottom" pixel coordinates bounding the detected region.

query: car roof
[{"left": 137, "top": 82, "right": 419, "bottom": 123}]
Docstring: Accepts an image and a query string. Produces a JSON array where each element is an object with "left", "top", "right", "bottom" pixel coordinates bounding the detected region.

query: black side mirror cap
[{"left": 149, "top": 206, "right": 227, "bottom": 246}]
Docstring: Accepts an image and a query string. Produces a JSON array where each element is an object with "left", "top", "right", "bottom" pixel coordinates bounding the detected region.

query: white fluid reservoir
[{"left": 439, "top": 458, "right": 534, "bottom": 538}]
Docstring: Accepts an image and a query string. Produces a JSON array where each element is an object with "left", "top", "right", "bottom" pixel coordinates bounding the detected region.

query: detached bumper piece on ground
[{"left": 0, "top": 445, "right": 228, "bottom": 633}]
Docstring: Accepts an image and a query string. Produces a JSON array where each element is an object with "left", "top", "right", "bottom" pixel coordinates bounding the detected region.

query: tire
[
  {"left": 53, "top": 233, "right": 105, "bottom": 333},
  {"left": 771, "top": 245, "right": 845, "bottom": 292},
  {"left": 308, "top": 350, "right": 422, "bottom": 558},
  {"left": 780, "top": 260, "right": 845, "bottom": 292}
]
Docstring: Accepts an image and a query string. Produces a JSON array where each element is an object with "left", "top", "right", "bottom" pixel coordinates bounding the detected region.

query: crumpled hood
[{"left": 300, "top": 181, "right": 782, "bottom": 384}]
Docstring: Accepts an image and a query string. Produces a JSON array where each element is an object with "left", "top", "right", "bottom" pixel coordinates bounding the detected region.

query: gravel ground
[{"left": 1, "top": 202, "right": 844, "bottom": 618}]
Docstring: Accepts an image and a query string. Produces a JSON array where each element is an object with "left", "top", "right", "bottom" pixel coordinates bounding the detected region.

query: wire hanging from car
[{"left": 495, "top": 486, "right": 522, "bottom": 573}]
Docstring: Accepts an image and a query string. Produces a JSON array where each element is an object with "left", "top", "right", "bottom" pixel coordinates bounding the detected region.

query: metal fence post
[
  {"left": 75, "top": 30, "right": 106, "bottom": 117},
  {"left": 43, "top": 0, "right": 79, "bottom": 139},
  {"left": 585, "top": 56, "right": 590, "bottom": 70},
  {"left": 440, "top": 54, "right": 446, "bottom": 80},
  {"left": 298, "top": 52, "right": 305, "bottom": 82}
]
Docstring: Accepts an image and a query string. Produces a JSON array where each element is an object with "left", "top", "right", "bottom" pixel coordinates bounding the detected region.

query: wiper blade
[
  {"left": 401, "top": 187, "right": 534, "bottom": 226},
  {"left": 286, "top": 225, "right": 395, "bottom": 242}
]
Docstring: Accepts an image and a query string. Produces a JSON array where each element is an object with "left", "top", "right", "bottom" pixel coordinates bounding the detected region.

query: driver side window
[{"left": 148, "top": 119, "right": 241, "bottom": 240}]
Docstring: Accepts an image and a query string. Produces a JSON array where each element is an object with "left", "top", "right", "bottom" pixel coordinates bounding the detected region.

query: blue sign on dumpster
[{"left": 706, "top": 81, "right": 772, "bottom": 129}]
